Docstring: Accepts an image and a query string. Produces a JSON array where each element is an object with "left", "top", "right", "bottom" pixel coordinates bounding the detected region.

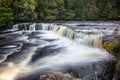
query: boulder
[
  {"left": 102, "top": 34, "right": 120, "bottom": 58},
  {"left": 102, "top": 33, "right": 120, "bottom": 80}
]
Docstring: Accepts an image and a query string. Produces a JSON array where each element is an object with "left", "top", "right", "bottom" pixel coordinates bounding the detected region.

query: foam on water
[{"left": 11, "top": 31, "right": 112, "bottom": 80}]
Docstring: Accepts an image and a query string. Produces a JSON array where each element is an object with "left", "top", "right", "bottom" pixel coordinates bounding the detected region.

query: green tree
[
  {"left": 14, "top": 0, "right": 38, "bottom": 21},
  {"left": 0, "top": 0, "right": 120, "bottom": 28},
  {"left": 64, "top": 0, "right": 76, "bottom": 20},
  {"left": 37, "top": 0, "right": 65, "bottom": 20},
  {"left": 86, "top": 0, "right": 99, "bottom": 20},
  {"left": 64, "top": 9, "right": 76, "bottom": 20},
  {"left": 64, "top": 0, "right": 99, "bottom": 20},
  {"left": 97, "top": 0, "right": 118, "bottom": 20},
  {"left": 115, "top": 0, "right": 120, "bottom": 19},
  {"left": 0, "top": 0, "right": 14, "bottom": 28}
]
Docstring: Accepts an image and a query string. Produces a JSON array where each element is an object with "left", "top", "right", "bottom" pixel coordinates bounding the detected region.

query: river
[{"left": 0, "top": 21, "right": 119, "bottom": 80}]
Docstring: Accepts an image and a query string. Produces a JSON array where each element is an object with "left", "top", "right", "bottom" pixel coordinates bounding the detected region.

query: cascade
[
  {"left": 74, "top": 32, "right": 103, "bottom": 48},
  {"left": 0, "top": 22, "right": 117, "bottom": 80},
  {"left": 12, "top": 23, "right": 103, "bottom": 48},
  {"left": 56, "top": 26, "right": 68, "bottom": 36},
  {"left": 29, "top": 23, "right": 36, "bottom": 31},
  {"left": 13, "top": 24, "right": 18, "bottom": 30}
]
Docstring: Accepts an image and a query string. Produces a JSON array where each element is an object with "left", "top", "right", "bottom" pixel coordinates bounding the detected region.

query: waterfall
[
  {"left": 74, "top": 32, "right": 103, "bottom": 48},
  {"left": 13, "top": 24, "right": 18, "bottom": 30},
  {"left": 56, "top": 26, "right": 68, "bottom": 36},
  {"left": 29, "top": 23, "right": 36, "bottom": 31},
  {"left": 0, "top": 30, "right": 110, "bottom": 80},
  {"left": 0, "top": 22, "right": 116, "bottom": 80},
  {"left": 12, "top": 23, "right": 103, "bottom": 48}
]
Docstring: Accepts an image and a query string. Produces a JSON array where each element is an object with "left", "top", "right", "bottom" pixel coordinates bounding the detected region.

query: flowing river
[{"left": 0, "top": 21, "right": 119, "bottom": 80}]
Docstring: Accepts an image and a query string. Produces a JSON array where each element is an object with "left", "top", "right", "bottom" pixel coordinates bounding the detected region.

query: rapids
[{"left": 0, "top": 21, "right": 119, "bottom": 80}]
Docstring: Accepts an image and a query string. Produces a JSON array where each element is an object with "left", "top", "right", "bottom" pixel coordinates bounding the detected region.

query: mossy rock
[
  {"left": 102, "top": 34, "right": 120, "bottom": 59},
  {"left": 102, "top": 35, "right": 120, "bottom": 80},
  {"left": 103, "top": 41, "right": 120, "bottom": 59}
]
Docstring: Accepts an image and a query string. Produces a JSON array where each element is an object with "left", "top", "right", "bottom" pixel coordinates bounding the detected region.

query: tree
[
  {"left": 115, "top": 0, "right": 120, "bottom": 19},
  {"left": 86, "top": 0, "right": 99, "bottom": 20},
  {"left": 0, "top": 0, "right": 14, "bottom": 28},
  {"left": 13, "top": 0, "right": 38, "bottom": 21},
  {"left": 64, "top": 0, "right": 76, "bottom": 20},
  {"left": 0, "top": 0, "right": 120, "bottom": 28},
  {"left": 37, "top": 0, "right": 65, "bottom": 20},
  {"left": 97, "top": 0, "right": 118, "bottom": 20}
]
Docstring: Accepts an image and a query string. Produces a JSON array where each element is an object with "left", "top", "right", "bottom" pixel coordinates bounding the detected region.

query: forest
[{"left": 0, "top": 0, "right": 120, "bottom": 28}]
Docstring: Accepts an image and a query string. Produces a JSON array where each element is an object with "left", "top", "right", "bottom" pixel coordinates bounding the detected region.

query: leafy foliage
[
  {"left": 97, "top": 0, "right": 118, "bottom": 20},
  {"left": 0, "top": 0, "right": 14, "bottom": 28},
  {"left": 0, "top": 0, "right": 120, "bottom": 28},
  {"left": 103, "top": 41, "right": 120, "bottom": 59},
  {"left": 13, "top": 0, "right": 37, "bottom": 21}
]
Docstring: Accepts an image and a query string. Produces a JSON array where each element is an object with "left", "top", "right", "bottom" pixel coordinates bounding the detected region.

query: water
[{"left": 0, "top": 21, "right": 119, "bottom": 80}]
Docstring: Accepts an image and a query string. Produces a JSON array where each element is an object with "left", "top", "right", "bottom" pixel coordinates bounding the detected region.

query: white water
[
  {"left": 13, "top": 23, "right": 106, "bottom": 48},
  {"left": 32, "top": 32, "right": 109, "bottom": 66},
  {"left": 0, "top": 22, "right": 117, "bottom": 80}
]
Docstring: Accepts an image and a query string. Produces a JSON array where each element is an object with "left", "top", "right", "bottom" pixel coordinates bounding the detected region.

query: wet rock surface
[
  {"left": 103, "top": 36, "right": 120, "bottom": 58},
  {"left": 102, "top": 29, "right": 120, "bottom": 80}
]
